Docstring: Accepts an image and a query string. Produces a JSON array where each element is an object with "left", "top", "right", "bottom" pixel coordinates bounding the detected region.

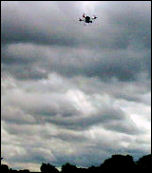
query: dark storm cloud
[
  {"left": 2, "top": 43, "right": 150, "bottom": 81},
  {"left": 1, "top": 1, "right": 151, "bottom": 171},
  {"left": 2, "top": 1, "right": 150, "bottom": 48},
  {"left": 44, "top": 107, "right": 142, "bottom": 135},
  {"left": 2, "top": 78, "right": 145, "bottom": 136},
  {"left": 1, "top": 1, "right": 151, "bottom": 81},
  {"left": 1, "top": 1, "right": 79, "bottom": 46}
]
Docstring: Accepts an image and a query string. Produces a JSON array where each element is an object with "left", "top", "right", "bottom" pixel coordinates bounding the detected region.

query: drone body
[{"left": 79, "top": 13, "right": 97, "bottom": 23}]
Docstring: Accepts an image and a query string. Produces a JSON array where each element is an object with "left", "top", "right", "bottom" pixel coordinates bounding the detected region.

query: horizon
[
  {"left": 1, "top": 153, "right": 151, "bottom": 172},
  {"left": 1, "top": 1, "right": 151, "bottom": 172}
]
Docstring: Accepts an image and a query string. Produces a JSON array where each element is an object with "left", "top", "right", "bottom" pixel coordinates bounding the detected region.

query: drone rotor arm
[
  {"left": 92, "top": 15, "right": 98, "bottom": 20},
  {"left": 79, "top": 18, "right": 84, "bottom": 21},
  {"left": 82, "top": 13, "right": 86, "bottom": 18}
]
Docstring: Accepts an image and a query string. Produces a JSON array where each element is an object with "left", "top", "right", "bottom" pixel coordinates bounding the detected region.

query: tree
[
  {"left": 61, "top": 163, "right": 78, "bottom": 173},
  {"left": 100, "top": 154, "right": 136, "bottom": 172},
  {"left": 136, "top": 154, "right": 151, "bottom": 171},
  {"left": 1, "top": 164, "right": 9, "bottom": 173},
  {"left": 40, "top": 163, "right": 59, "bottom": 173}
]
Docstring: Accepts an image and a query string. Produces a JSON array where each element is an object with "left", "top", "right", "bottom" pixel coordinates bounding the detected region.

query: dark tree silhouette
[
  {"left": 100, "top": 154, "right": 136, "bottom": 172},
  {"left": 9, "top": 169, "right": 18, "bottom": 173},
  {"left": 136, "top": 154, "right": 151, "bottom": 171},
  {"left": 87, "top": 166, "right": 100, "bottom": 173},
  {"left": 1, "top": 164, "right": 9, "bottom": 173},
  {"left": 61, "top": 163, "right": 78, "bottom": 173},
  {"left": 19, "top": 169, "right": 30, "bottom": 173},
  {"left": 40, "top": 163, "right": 59, "bottom": 173},
  {"left": 1, "top": 154, "right": 151, "bottom": 173}
]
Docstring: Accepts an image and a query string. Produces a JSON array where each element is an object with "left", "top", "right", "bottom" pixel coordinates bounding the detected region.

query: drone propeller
[
  {"left": 82, "top": 13, "right": 86, "bottom": 18},
  {"left": 92, "top": 15, "right": 98, "bottom": 19}
]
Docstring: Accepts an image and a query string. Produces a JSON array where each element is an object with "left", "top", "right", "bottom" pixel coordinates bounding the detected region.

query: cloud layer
[{"left": 1, "top": 1, "right": 151, "bottom": 171}]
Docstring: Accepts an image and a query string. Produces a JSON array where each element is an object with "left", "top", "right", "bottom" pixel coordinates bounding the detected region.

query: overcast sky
[{"left": 1, "top": 1, "right": 151, "bottom": 172}]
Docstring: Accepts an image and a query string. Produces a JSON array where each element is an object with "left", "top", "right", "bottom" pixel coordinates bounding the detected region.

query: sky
[{"left": 1, "top": 1, "right": 151, "bottom": 172}]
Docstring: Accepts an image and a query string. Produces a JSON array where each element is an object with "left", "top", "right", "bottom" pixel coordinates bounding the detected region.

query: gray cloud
[
  {"left": 1, "top": 1, "right": 151, "bottom": 172},
  {"left": 2, "top": 43, "right": 151, "bottom": 81}
]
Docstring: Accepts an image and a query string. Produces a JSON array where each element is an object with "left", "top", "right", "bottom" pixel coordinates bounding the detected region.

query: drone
[{"left": 79, "top": 13, "right": 98, "bottom": 23}]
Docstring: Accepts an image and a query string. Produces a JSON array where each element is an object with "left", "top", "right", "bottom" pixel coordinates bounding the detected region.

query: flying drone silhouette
[{"left": 79, "top": 13, "right": 98, "bottom": 23}]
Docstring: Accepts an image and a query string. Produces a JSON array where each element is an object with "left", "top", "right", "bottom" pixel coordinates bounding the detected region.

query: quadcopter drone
[{"left": 79, "top": 13, "right": 98, "bottom": 23}]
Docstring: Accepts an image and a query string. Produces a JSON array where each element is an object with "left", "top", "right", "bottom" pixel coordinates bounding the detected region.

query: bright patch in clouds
[
  {"left": 81, "top": 1, "right": 98, "bottom": 13},
  {"left": 1, "top": 1, "right": 151, "bottom": 172}
]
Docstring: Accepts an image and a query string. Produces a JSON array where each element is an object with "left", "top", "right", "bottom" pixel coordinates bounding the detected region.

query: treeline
[{"left": 1, "top": 154, "right": 151, "bottom": 173}]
